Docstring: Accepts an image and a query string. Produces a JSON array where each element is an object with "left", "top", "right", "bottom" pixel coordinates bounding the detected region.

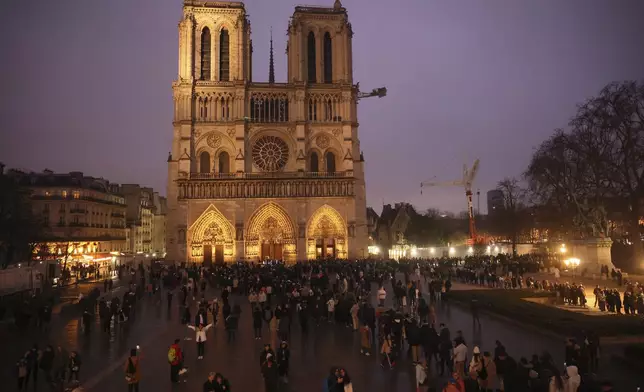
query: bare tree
[
  {"left": 495, "top": 177, "right": 527, "bottom": 256},
  {"left": 525, "top": 81, "right": 644, "bottom": 260}
]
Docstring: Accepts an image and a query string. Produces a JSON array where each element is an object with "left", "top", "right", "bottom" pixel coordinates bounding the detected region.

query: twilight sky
[{"left": 1, "top": 0, "right": 643, "bottom": 214}]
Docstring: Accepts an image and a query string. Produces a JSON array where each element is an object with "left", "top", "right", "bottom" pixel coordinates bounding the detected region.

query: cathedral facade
[{"left": 166, "top": 0, "right": 368, "bottom": 263}]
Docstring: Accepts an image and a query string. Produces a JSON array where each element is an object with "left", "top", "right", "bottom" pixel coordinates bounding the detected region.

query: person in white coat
[
  {"left": 565, "top": 365, "right": 581, "bottom": 392},
  {"left": 187, "top": 323, "right": 213, "bottom": 359}
]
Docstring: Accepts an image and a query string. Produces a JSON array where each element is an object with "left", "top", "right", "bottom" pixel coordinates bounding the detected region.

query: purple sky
[{"left": 1, "top": 0, "right": 643, "bottom": 214}]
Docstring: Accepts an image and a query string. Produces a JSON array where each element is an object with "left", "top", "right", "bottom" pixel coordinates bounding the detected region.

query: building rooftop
[
  {"left": 294, "top": 1, "right": 345, "bottom": 14},
  {"left": 7, "top": 169, "right": 119, "bottom": 194},
  {"left": 183, "top": 0, "right": 245, "bottom": 10}
]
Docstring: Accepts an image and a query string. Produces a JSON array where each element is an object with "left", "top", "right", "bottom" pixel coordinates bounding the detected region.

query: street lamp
[
  {"left": 564, "top": 257, "right": 580, "bottom": 277},
  {"left": 558, "top": 244, "right": 567, "bottom": 268}
]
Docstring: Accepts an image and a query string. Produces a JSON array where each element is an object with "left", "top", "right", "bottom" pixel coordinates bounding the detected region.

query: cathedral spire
[{"left": 269, "top": 27, "right": 275, "bottom": 84}]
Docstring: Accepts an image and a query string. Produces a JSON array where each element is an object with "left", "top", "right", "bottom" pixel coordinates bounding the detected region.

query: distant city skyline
[{"left": 1, "top": 0, "right": 643, "bottom": 213}]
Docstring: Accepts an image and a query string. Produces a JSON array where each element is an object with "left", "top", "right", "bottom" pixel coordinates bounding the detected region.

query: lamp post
[
  {"left": 559, "top": 244, "right": 567, "bottom": 268},
  {"left": 565, "top": 257, "right": 580, "bottom": 278}
]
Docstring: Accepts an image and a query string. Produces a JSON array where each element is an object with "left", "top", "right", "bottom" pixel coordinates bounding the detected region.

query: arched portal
[
  {"left": 306, "top": 205, "right": 348, "bottom": 259},
  {"left": 246, "top": 202, "right": 296, "bottom": 263},
  {"left": 188, "top": 204, "right": 235, "bottom": 264}
]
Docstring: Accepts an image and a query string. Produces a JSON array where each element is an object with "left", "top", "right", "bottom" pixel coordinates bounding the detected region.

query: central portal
[
  {"left": 261, "top": 242, "right": 283, "bottom": 260},
  {"left": 246, "top": 202, "right": 297, "bottom": 263},
  {"left": 316, "top": 239, "right": 336, "bottom": 258}
]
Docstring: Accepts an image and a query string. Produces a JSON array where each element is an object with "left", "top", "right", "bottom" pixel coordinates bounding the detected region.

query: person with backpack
[
  {"left": 124, "top": 348, "right": 140, "bottom": 392},
  {"left": 168, "top": 339, "right": 184, "bottom": 383}
]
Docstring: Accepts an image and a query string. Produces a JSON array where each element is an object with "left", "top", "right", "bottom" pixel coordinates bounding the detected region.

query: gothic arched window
[
  {"left": 307, "top": 32, "right": 316, "bottom": 82},
  {"left": 200, "top": 27, "right": 211, "bottom": 80},
  {"left": 310, "top": 152, "right": 319, "bottom": 172},
  {"left": 323, "top": 32, "right": 332, "bottom": 83},
  {"left": 218, "top": 151, "right": 230, "bottom": 174},
  {"left": 325, "top": 151, "right": 336, "bottom": 173},
  {"left": 200, "top": 151, "right": 211, "bottom": 174},
  {"left": 219, "top": 29, "right": 230, "bottom": 81}
]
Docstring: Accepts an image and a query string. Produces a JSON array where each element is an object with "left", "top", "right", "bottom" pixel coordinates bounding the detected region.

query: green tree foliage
[{"left": 0, "top": 174, "right": 44, "bottom": 268}]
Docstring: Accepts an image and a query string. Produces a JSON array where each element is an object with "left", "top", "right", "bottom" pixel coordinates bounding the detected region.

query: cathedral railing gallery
[
  {"left": 189, "top": 171, "right": 353, "bottom": 180},
  {"left": 177, "top": 176, "right": 355, "bottom": 199}
]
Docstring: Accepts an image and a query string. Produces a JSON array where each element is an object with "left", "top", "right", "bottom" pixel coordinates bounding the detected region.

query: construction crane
[
  {"left": 357, "top": 86, "right": 387, "bottom": 100},
  {"left": 420, "top": 159, "right": 480, "bottom": 243}
]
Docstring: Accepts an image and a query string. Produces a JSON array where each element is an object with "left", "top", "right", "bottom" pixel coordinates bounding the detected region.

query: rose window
[{"left": 252, "top": 136, "right": 289, "bottom": 171}]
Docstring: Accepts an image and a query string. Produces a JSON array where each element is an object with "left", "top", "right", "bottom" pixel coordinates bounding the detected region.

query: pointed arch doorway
[
  {"left": 188, "top": 205, "right": 235, "bottom": 264},
  {"left": 306, "top": 205, "right": 348, "bottom": 260},
  {"left": 246, "top": 202, "right": 297, "bottom": 263},
  {"left": 260, "top": 217, "right": 285, "bottom": 260}
]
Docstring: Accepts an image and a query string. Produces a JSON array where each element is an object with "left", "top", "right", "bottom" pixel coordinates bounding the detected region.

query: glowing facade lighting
[
  {"left": 368, "top": 245, "right": 380, "bottom": 255},
  {"left": 430, "top": 247, "right": 435, "bottom": 254},
  {"left": 449, "top": 247, "right": 455, "bottom": 254},
  {"left": 486, "top": 246, "right": 491, "bottom": 253}
]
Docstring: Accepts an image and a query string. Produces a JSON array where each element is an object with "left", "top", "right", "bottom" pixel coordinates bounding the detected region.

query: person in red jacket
[{"left": 168, "top": 339, "right": 184, "bottom": 383}]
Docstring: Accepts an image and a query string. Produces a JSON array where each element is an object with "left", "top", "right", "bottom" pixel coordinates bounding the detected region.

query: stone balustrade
[{"left": 177, "top": 175, "right": 355, "bottom": 199}]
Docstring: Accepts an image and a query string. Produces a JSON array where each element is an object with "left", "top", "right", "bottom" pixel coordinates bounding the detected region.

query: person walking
[
  {"left": 253, "top": 306, "right": 263, "bottom": 340},
  {"left": 124, "top": 348, "right": 141, "bottom": 392},
  {"left": 261, "top": 356, "right": 279, "bottom": 392},
  {"left": 453, "top": 338, "right": 468, "bottom": 380},
  {"left": 68, "top": 351, "right": 81, "bottom": 382},
  {"left": 360, "top": 324, "right": 371, "bottom": 356},
  {"left": 40, "top": 345, "right": 55, "bottom": 385},
  {"left": 168, "top": 339, "right": 184, "bottom": 383},
  {"left": 377, "top": 286, "right": 387, "bottom": 307},
  {"left": 53, "top": 345, "right": 69, "bottom": 383},
  {"left": 471, "top": 298, "right": 481, "bottom": 328},
  {"left": 350, "top": 302, "right": 360, "bottom": 331},
  {"left": 16, "top": 354, "right": 28, "bottom": 391},
  {"left": 277, "top": 341, "right": 290, "bottom": 384},
  {"left": 225, "top": 312, "right": 239, "bottom": 343}
]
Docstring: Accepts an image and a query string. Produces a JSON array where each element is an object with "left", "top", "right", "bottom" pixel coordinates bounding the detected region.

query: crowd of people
[
  {"left": 9, "top": 256, "right": 630, "bottom": 391},
  {"left": 156, "top": 258, "right": 620, "bottom": 392}
]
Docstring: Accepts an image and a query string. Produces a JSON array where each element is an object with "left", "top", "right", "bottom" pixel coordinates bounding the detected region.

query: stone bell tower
[
  {"left": 167, "top": 1, "right": 252, "bottom": 261},
  {"left": 286, "top": 1, "right": 354, "bottom": 84}
]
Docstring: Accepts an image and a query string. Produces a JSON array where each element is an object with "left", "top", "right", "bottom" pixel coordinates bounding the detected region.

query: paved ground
[{"left": 3, "top": 277, "right": 641, "bottom": 392}]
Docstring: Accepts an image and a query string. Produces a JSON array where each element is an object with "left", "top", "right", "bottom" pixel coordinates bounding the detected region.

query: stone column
[
  {"left": 316, "top": 33, "right": 323, "bottom": 83},
  {"left": 187, "top": 18, "right": 194, "bottom": 79}
]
